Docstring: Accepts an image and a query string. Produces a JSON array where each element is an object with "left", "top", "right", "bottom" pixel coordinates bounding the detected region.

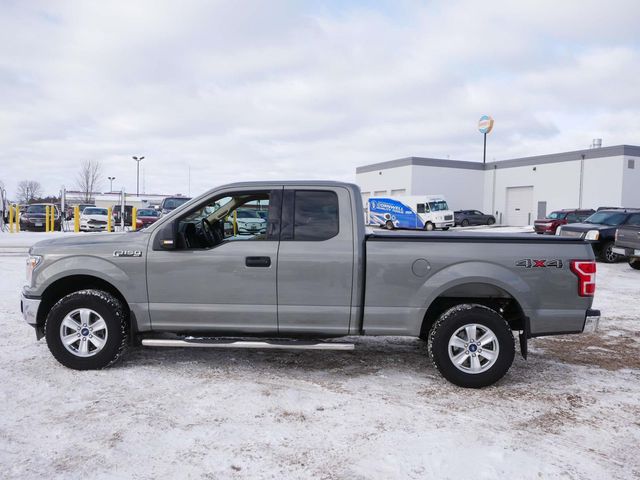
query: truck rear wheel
[
  {"left": 428, "top": 304, "right": 515, "bottom": 388},
  {"left": 45, "top": 289, "right": 127, "bottom": 370}
]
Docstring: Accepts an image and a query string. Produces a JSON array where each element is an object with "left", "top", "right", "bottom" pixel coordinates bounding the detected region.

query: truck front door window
[{"left": 177, "top": 192, "right": 273, "bottom": 249}]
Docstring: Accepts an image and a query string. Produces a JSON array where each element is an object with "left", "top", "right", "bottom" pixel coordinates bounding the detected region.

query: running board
[{"left": 141, "top": 338, "right": 355, "bottom": 351}]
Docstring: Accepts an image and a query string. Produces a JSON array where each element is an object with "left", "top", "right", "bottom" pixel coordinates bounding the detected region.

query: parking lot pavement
[{"left": 0, "top": 251, "right": 638, "bottom": 479}]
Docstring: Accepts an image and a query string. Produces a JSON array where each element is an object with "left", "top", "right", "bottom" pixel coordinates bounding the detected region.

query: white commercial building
[{"left": 356, "top": 145, "right": 640, "bottom": 225}]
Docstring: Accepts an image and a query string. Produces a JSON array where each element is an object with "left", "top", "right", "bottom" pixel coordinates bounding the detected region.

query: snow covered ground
[{"left": 0, "top": 232, "right": 639, "bottom": 479}]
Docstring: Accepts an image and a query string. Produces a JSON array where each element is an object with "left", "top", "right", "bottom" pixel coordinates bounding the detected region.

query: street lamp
[
  {"left": 108, "top": 176, "right": 116, "bottom": 192},
  {"left": 132, "top": 156, "right": 145, "bottom": 196}
]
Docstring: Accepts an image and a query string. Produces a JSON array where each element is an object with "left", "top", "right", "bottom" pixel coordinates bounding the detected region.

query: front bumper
[
  {"left": 583, "top": 309, "right": 600, "bottom": 333},
  {"left": 436, "top": 221, "right": 455, "bottom": 228},
  {"left": 613, "top": 246, "right": 640, "bottom": 258},
  {"left": 81, "top": 223, "right": 107, "bottom": 231},
  {"left": 20, "top": 293, "right": 41, "bottom": 326}
]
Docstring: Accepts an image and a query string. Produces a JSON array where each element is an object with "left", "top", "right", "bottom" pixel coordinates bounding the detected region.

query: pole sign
[{"left": 478, "top": 115, "right": 494, "bottom": 134}]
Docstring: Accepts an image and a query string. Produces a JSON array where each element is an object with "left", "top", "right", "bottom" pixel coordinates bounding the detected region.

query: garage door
[{"left": 505, "top": 186, "right": 534, "bottom": 226}]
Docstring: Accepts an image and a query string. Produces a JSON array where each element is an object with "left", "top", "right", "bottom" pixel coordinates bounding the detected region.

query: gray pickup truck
[{"left": 21, "top": 181, "right": 600, "bottom": 388}]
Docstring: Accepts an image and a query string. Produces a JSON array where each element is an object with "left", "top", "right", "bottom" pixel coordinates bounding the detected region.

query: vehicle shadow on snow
[{"left": 116, "top": 336, "right": 578, "bottom": 389}]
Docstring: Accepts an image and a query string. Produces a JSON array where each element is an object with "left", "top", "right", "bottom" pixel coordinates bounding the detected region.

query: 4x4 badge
[{"left": 516, "top": 259, "right": 563, "bottom": 268}]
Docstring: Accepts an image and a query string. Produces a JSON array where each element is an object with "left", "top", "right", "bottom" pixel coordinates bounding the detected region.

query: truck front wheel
[
  {"left": 428, "top": 305, "right": 515, "bottom": 388},
  {"left": 629, "top": 258, "right": 640, "bottom": 270},
  {"left": 45, "top": 289, "right": 128, "bottom": 370},
  {"left": 424, "top": 222, "right": 434, "bottom": 231}
]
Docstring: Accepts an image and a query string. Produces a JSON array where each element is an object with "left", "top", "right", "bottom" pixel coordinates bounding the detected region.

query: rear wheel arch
[{"left": 419, "top": 282, "right": 527, "bottom": 339}]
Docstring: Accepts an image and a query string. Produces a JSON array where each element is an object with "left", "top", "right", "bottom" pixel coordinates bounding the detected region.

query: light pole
[
  {"left": 132, "top": 156, "right": 145, "bottom": 196},
  {"left": 108, "top": 176, "right": 116, "bottom": 192}
]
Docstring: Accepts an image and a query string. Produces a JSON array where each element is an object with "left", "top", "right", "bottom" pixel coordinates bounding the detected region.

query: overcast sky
[{"left": 1, "top": 0, "right": 639, "bottom": 198}]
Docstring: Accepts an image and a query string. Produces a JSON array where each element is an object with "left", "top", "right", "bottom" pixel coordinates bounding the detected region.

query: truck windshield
[
  {"left": 236, "top": 209, "right": 260, "bottom": 219},
  {"left": 584, "top": 212, "right": 627, "bottom": 226},
  {"left": 428, "top": 200, "right": 449, "bottom": 212},
  {"left": 547, "top": 211, "right": 564, "bottom": 219},
  {"left": 163, "top": 198, "right": 190, "bottom": 210},
  {"left": 84, "top": 208, "right": 108, "bottom": 215}
]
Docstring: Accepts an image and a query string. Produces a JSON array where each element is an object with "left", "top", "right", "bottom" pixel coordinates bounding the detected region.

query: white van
[{"left": 367, "top": 194, "right": 455, "bottom": 230}]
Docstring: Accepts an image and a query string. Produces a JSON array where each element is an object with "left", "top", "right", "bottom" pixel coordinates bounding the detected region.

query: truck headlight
[
  {"left": 26, "top": 255, "right": 42, "bottom": 284},
  {"left": 585, "top": 230, "right": 600, "bottom": 241}
]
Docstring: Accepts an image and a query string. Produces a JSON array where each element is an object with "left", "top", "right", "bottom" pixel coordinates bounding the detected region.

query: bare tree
[
  {"left": 17, "top": 180, "right": 43, "bottom": 204},
  {"left": 76, "top": 160, "right": 102, "bottom": 202}
]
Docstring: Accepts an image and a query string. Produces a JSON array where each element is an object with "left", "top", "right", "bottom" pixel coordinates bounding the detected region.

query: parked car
[
  {"left": 534, "top": 209, "right": 595, "bottom": 235},
  {"left": 613, "top": 212, "right": 640, "bottom": 270},
  {"left": 19, "top": 204, "right": 61, "bottom": 231},
  {"left": 80, "top": 207, "right": 111, "bottom": 232},
  {"left": 112, "top": 205, "right": 133, "bottom": 226},
  {"left": 135, "top": 208, "right": 160, "bottom": 229},
  {"left": 232, "top": 208, "right": 267, "bottom": 234},
  {"left": 454, "top": 210, "right": 496, "bottom": 227},
  {"left": 159, "top": 196, "right": 191, "bottom": 216},
  {"left": 21, "top": 181, "right": 600, "bottom": 388},
  {"left": 558, "top": 208, "right": 640, "bottom": 262}
]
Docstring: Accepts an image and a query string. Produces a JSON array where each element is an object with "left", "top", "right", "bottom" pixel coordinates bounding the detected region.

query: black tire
[
  {"left": 424, "top": 222, "right": 435, "bottom": 231},
  {"left": 385, "top": 220, "right": 395, "bottom": 230},
  {"left": 487, "top": 217, "right": 495, "bottom": 225},
  {"left": 461, "top": 219, "right": 469, "bottom": 227},
  {"left": 428, "top": 304, "right": 515, "bottom": 388},
  {"left": 599, "top": 241, "right": 619, "bottom": 263},
  {"left": 45, "top": 289, "right": 127, "bottom": 370},
  {"left": 629, "top": 258, "right": 640, "bottom": 270},
  {"left": 442, "top": 227, "right": 450, "bottom": 231}
]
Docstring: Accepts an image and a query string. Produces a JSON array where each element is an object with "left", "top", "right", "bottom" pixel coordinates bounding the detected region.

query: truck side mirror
[{"left": 153, "top": 221, "right": 177, "bottom": 250}]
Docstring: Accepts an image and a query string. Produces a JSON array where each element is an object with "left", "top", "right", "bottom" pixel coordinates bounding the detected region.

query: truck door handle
[{"left": 245, "top": 256, "right": 271, "bottom": 267}]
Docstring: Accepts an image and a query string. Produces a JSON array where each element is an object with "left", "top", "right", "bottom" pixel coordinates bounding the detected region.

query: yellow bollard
[
  {"left": 74, "top": 206, "right": 80, "bottom": 232},
  {"left": 9, "top": 204, "right": 14, "bottom": 233},
  {"left": 107, "top": 207, "right": 112, "bottom": 232},
  {"left": 46, "top": 206, "right": 50, "bottom": 232},
  {"left": 16, "top": 205, "right": 20, "bottom": 232},
  {"left": 51, "top": 205, "right": 55, "bottom": 232},
  {"left": 233, "top": 210, "right": 237, "bottom": 236},
  {"left": 131, "top": 207, "right": 137, "bottom": 231}
]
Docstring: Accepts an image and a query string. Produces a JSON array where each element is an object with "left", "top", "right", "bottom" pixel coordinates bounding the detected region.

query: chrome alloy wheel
[
  {"left": 59, "top": 308, "right": 108, "bottom": 357},
  {"left": 447, "top": 323, "right": 499, "bottom": 374}
]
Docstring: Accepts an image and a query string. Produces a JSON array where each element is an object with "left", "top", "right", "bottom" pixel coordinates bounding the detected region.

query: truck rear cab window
[{"left": 282, "top": 190, "right": 339, "bottom": 241}]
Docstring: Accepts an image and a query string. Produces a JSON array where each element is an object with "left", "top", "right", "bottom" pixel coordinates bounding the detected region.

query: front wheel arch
[{"left": 37, "top": 275, "right": 130, "bottom": 335}]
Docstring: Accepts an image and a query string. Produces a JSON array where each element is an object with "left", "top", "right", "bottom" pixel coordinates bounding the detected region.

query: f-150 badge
[
  {"left": 516, "top": 259, "right": 563, "bottom": 268},
  {"left": 113, "top": 250, "right": 142, "bottom": 257}
]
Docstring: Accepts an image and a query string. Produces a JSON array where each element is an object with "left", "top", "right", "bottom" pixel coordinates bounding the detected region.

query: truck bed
[{"left": 362, "top": 230, "right": 594, "bottom": 337}]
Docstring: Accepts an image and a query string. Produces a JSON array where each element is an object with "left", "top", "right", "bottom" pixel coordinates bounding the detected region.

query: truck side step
[{"left": 141, "top": 338, "right": 355, "bottom": 351}]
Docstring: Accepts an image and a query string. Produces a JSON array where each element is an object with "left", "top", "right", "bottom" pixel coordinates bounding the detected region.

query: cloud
[{"left": 0, "top": 0, "right": 639, "bottom": 198}]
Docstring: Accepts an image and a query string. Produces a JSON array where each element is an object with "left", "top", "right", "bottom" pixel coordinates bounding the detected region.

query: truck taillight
[{"left": 570, "top": 260, "right": 596, "bottom": 297}]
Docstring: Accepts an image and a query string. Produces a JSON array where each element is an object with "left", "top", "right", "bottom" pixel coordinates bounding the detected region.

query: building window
[
  {"left": 373, "top": 190, "right": 387, "bottom": 196},
  {"left": 390, "top": 189, "right": 406, "bottom": 197},
  {"left": 629, "top": 159, "right": 636, "bottom": 169}
]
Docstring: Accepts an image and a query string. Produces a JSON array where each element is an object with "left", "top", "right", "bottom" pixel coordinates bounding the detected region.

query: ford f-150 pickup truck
[{"left": 20, "top": 181, "right": 600, "bottom": 388}]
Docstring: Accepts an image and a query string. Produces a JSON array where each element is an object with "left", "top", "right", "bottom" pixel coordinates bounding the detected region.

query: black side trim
[
  {"left": 529, "top": 330, "right": 583, "bottom": 338},
  {"left": 586, "top": 309, "right": 601, "bottom": 317},
  {"left": 22, "top": 293, "right": 41, "bottom": 300}
]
